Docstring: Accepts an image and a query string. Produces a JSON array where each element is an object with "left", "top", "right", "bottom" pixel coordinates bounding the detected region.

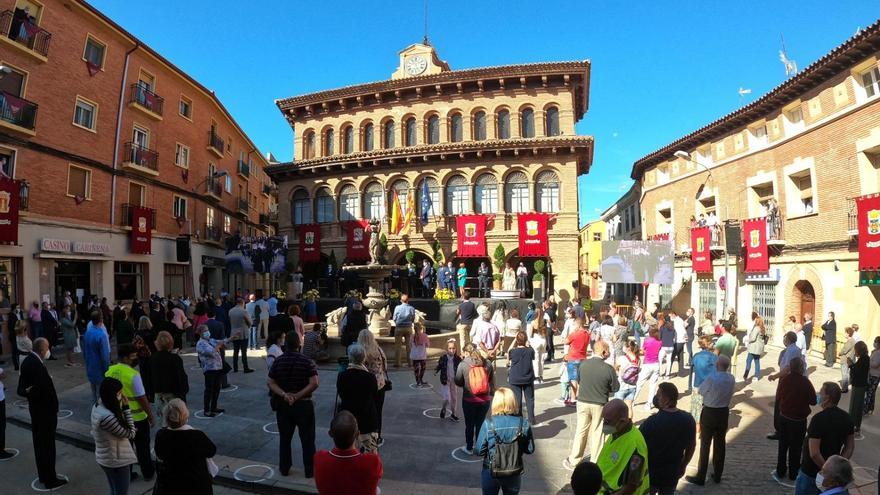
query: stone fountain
[{"left": 339, "top": 218, "right": 395, "bottom": 336}]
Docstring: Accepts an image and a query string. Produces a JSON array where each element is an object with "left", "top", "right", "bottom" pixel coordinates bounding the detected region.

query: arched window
[
  {"left": 545, "top": 106, "right": 560, "bottom": 136},
  {"left": 292, "top": 189, "right": 311, "bottom": 225},
  {"left": 536, "top": 170, "right": 560, "bottom": 213},
  {"left": 427, "top": 115, "right": 440, "bottom": 144},
  {"left": 363, "top": 182, "right": 385, "bottom": 220},
  {"left": 445, "top": 175, "right": 470, "bottom": 215},
  {"left": 405, "top": 117, "right": 417, "bottom": 147},
  {"left": 520, "top": 108, "right": 535, "bottom": 138},
  {"left": 418, "top": 177, "right": 439, "bottom": 218},
  {"left": 339, "top": 184, "right": 358, "bottom": 221},
  {"left": 505, "top": 171, "right": 530, "bottom": 213},
  {"left": 391, "top": 179, "right": 410, "bottom": 218},
  {"left": 383, "top": 120, "right": 395, "bottom": 149},
  {"left": 450, "top": 113, "right": 463, "bottom": 142},
  {"left": 315, "top": 188, "right": 335, "bottom": 223},
  {"left": 475, "top": 173, "right": 498, "bottom": 214},
  {"left": 342, "top": 126, "right": 354, "bottom": 154},
  {"left": 473, "top": 111, "right": 487, "bottom": 141},
  {"left": 496, "top": 110, "right": 510, "bottom": 139},
  {"left": 363, "top": 123, "right": 374, "bottom": 151},
  {"left": 303, "top": 131, "right": 316, "bottom": 159},
  {"left": 323, "top": 128, "right": 334, "bottom": 155}
]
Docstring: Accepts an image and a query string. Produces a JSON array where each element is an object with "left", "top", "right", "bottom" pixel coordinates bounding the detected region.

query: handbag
[
  {"left": 487, "top": 417, "right": 525, "bottom": 478},
  {"left": 382, "top": 374, "right": 393, "bottom": 391}
]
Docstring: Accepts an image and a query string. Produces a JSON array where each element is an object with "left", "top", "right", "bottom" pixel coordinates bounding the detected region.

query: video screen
[{"left": 600, "top": 240, "right": 674, "bottom": 284}]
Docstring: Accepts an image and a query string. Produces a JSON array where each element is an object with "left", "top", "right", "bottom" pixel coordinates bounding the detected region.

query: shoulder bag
[{"left": 488, "top": 417, "right": 525, "bottom": 478}]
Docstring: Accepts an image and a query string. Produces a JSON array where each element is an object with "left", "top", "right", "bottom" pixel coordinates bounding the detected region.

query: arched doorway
[
  {"left": 391, "top": 250, "right": 433, "bottom": 297},
  {"left": 794, "top": 280, "right": 817, "bottom": 346}
]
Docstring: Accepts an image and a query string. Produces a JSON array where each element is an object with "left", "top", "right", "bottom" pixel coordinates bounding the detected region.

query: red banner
[
  {"left": 690, "top": 227, "right": 712, "bottom": 273},
  {"left": 456, "top": 214, "right": 487, "bottom": 257},
  {"left": 298, "top": 224, "right": 321, "bottom": 262},
  {"left": 517, "top": 213, "right": 550, "bottom": 257},
  {"left": 0, "top": 177, "right": 20, "bottom": 245},
  {"left": 857, "top": 195, "right": 880, "bottom": 270},
  {"left": 345, "top": 220, "right": 370, "bottom": 261},
  {"left": 742, "top": 217, "right": 769, "bottom": 273},
  {"left": 130, "top": 206, "right": 152, "bottom": 254}
]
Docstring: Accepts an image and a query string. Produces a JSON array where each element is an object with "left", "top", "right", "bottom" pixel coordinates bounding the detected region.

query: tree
[
  {"left": 405, "top": 249, "right": 415, "bottom": 264},
  {"left": 533, "top": 259, "right": 546, "bottom": 281},
  {"left": 432, "top": 240, "right": 443, "bottom": 269},
  {"left": 492, "top": 244, "right": 506, "bottom": 281}
]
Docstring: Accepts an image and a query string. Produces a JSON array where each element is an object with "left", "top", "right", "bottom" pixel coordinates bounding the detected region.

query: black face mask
[{"left": 130, "top": 359, "right": 140, "bottom": 368}]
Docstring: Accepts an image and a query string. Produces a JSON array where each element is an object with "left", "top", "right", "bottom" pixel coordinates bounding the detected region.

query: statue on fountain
[{"left": 368, "top": 218, "right": 381, "bottom": 265}]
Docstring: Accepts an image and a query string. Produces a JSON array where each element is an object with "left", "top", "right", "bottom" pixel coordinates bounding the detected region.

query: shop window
[
  {"left": 752, "top": 283, "right": 777, "bottom": 335},
  {"left": 114, "top": 262, "right": 145, "bottom": 300},
  {"left": 163, "top": 264, "right": 187, "bottom": 297},
  {"left": 0, "top": 257, "right": 21, "bottom": 307},
  {"left": 698, "top": 281, "right": 717, "bottom": 320}
]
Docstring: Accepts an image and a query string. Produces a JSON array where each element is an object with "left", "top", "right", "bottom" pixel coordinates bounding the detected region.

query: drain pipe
[{"left": 110, "top": 42, "right": 140, "bottom": 226}]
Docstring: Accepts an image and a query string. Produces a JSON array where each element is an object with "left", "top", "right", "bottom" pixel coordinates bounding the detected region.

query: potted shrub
[
  {"left": 492, "top": 244, "right": 506, "bottom": 290},
  {"left": 532, "top": 260, "right": 546, "bottom": 293}
]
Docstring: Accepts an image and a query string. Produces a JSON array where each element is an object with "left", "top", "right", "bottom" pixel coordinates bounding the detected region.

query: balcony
[
  {"left": 0, "top": 91, "right": 38, "bottom": 135},
  {"left": 259, "top": 213, "right": 270, "bottom": 225},
  {"left": 204, "top": 224, "right": 222, "bottom": 244},
  {"left": 120, "top": 203, "right": 157, "bottom": 229},
  {"left": 204, "top": 176, "right": 223, "bottom": 201},
  {"left": 121, "top": 142, "right": 159, "bottom": 176},
  {"left": 709, "top": 224, "right": 725, "bottom": 254},
  {"left": 128, "top": 84, "right": 164, "bottom": 120},
  {"left": 262, "top": 183, "right": 273, "bottom": 196},
  {"left": 207, "top": 130, "right": 224, "bottom": 158},
  {"left": 0, "top": 10, "right": 51, "bottom": 61},
  {"left": 847, "top": 197, "right": 858, "bottom": 236},
  {"left": 238, "top": 198, "right": 248, "bottom": 213},
  {"left": 237, "top": 160, "right": 249, "bottom": 179},
  {"left": 268, "top": 211, "right": 278, "bottom": 223}
]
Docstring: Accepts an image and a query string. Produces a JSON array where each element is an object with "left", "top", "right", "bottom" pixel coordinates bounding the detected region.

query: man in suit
[
  {"left": 17, "top": 338, "right": 67, "bottom": 489},
  {"left": 802, "top": 313, "right": 814, "bottom": 354},
  {"left": 821, "top": 312, "right": 837, "bottom": 367},
  {"left": 40, "top": 302, "right": 59, "bottom": 359}
]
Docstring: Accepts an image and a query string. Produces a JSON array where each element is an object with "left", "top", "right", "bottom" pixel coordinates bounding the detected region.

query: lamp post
[{"left": 188, "top": 170, "right": 229, "bottom": 298}]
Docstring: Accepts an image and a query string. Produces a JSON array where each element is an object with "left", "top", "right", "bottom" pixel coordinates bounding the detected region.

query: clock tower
[{"left": 391, "top": 42, "right": 450, "bottom": 80}]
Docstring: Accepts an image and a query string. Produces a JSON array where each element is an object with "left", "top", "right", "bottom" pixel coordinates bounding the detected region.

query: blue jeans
[
  {"left": 101, "top": 465, "right": 131, "bottom": 495},
  {"left": 249, "top": 326, "right": 258, "bottom": 349},
  {"left": 744, "top": 353, "right": 761, "bottom": 379},
  {"left": 481, "top": 468, "right": 521, "bottom": 495},
  {"left": 794, "top": 469, "right": 819, "bottom": 495}
]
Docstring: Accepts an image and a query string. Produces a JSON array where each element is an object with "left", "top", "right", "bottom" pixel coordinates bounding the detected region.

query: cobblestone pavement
[{"left": 1, "top": 345, "right": 878, "bottom": 494}]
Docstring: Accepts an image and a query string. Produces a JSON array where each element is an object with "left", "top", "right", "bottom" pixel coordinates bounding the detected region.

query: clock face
[{"left": 405, "top": 55, "right": 428, "bottom": 75}]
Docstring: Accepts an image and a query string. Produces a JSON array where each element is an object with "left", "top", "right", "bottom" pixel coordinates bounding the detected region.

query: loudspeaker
[
  {"left": 176, "top": 236, "right": 191, "bottom": 262},
  {"left": 725, "top": 225, "right": 741, "bottom": 255}
]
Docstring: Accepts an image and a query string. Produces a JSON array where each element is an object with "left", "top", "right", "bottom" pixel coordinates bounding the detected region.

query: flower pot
[{"left": 493, "top": 280, "right": 502, "bottom": 290}]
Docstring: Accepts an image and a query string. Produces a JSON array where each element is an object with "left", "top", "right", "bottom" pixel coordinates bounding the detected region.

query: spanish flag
[
  {"left": 390, "top": 190, "right": 403, "bottom": 234},
  {"left": 400, "top": 190, "right": 416, "bottom": 235}
]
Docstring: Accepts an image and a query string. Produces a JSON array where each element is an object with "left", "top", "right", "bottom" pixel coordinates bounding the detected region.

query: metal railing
[
  {"left": 767, "top": 214, "right": 784, "bottom": 242},
  {"left": 238, "top": 198, "right": 248, "bottom": 213},
  {"left": 208, "top": 130, "right": 225, "bottom": 153},
  {"left": 262, "top": 183, "right": 273, "bottom": 195},
  {"left": 847, "top": 197, "right": 858, "bottom": 234},
  {"left": 19, "top": 180, "right": 28, "bottom": 210},
  {"left": 205, "top": 176, "right": 223, "bottom": 198},
  {"left": 0, "top": 10, "right": 51, "bottom": 57},
  {"left": 259, "top": 213, "right": 269, "bottom": 225},
  {"left": 237, "top": 160, "right": 249, "bottom": 178},
  {"left": 120, "top": 203, "right": 156, "bottom": 228},
  {"left": 123, "top": 142, "right": 159, "bottom": 171},
  {"left": 0, "top": 91, "right": 37, "bottom": 130},
  {"left": 129, "top": 83, "right": 164, "bottom": 116},
  {"left": 204, "top": 224, "right": 222, "bottom": 242}
]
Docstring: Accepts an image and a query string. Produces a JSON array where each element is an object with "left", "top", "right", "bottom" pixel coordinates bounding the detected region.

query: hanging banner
[
  {"left": 690, "top": 227, "right": 712, "bottom": 273},
  {"left": 130, "top": 206, "right": 153, "bottom": 254},
  {"left": 0, "top": 177, "right": 20, "bottom": 245},
  {"left": 856, "top": 195, "right": 880, "bottom": 271},
  {"left": 298, "top": 224, "right": 321, "bottom": 262},
  {"left": 517, "top": 213, "right": 550, "bottom": 257},
  {"left": 345, "top": 220, "right": 370, "bottom": 260},
  {"left": 742, "top": 217, "right": 769, "bottom": 273},
  {"left": 456, "top": 214, "right": 487, "bottom": 257}
]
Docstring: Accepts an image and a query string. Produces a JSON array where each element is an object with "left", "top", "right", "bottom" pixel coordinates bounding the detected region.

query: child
[
  {"left": 410, "top": 327, "right": 430, "bottom": 387},
  {"left": 434, "top": 338, "right": 462, "bottom": 421}
]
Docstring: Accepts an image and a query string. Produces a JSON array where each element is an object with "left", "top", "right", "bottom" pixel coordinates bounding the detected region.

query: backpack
[
  {"left": 468, "top": 363, "right": 490, "bottom": 396},
  {"left": 621, "top": 355, "right": 641, "bottom": 386},
  {"left": 487, "top": 417, "right": 525, "bottom": 478}
]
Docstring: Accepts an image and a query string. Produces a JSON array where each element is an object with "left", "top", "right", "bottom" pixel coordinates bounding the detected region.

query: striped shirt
[
  {"left": 98, "top": 407, "right": 137, "bottom": 439},
  {"left": 268, "top": 351, "right": 318, "bottom": 396}
]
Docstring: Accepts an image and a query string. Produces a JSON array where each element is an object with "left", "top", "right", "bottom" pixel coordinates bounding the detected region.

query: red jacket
[{"left": 314, "top": 448, "right": 383, "bottom": 495}]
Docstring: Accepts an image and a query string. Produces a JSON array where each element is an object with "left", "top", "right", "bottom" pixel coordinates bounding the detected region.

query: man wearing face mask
[
  {"left": 564, "top": 340, "right": 620, "bottom": 471},
  {"left": 17, "top": 338, "right": 66, "bottom": 489},
  {"left": 105, "top": 343, "right": 156, "bottom": 481},
  {"left": 595, "top": 398, "right": 649, "bottom": 495},
  {"left": 686, "top": 354, "right": 735, "bottom": 486},
  {"left": 640, "top": 382, "right": 696, "bottom": 494},
  {"left": 794, "top": 382, "right": 854, "bottom": 495},
  {"left": 815, "top": 455, "right": 853, "bottom": 495}
]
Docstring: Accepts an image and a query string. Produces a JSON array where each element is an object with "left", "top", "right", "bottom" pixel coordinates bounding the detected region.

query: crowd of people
[{"left": 0, "top": 286, "right": 878, "bottom": 495}]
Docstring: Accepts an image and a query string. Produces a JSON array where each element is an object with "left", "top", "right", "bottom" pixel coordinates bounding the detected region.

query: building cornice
[
  {"left": 276, "top": 61, "right": 591, "bottom": 124},
  {"left": 265, "top": 136, "right": 594, "bottom": 180}
]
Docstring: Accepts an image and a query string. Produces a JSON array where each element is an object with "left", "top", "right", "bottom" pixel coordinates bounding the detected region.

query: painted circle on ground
[
  {"left": 190, "top": 365, "right": 202, "bottom": 371},
  {"left": 262, "top": 422, "right": 279, "bottom": 434},
  {"left": 451, "top": 446, "right": 482, "bottom": 463},
  {"left": 409, "top": 383, "right": 434, "bottom": 390},
  {"left": 57, "top": 410, "right": 73, "bottom": 420},
  {"left": 219, "top": 384, "right": 239, "bottom": 393},
  {"left": 30, "top": 474, "right": 69, "bottom": 492},
  {"left": 233, "top": 464, "right": 274, "bottom": 483},
  {"left": 422, "top": 407, "right": 442, "bottom": 419},
  {"left": 0, "top": 448, "right": 20, "bottom": 460},
  {"left": 14, "top": 399, "right": 28, "bottom": 408},
  {"left": 193, "top": 410, "right": 224, "bottom": 420}
]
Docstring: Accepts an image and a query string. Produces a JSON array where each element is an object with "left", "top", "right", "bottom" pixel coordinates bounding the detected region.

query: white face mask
[
  {"left": 42, "top": 349, "right": 51, "bottom": 360},
  {"left": 814, "top": 473, "right": 825, "bottom": 490}
]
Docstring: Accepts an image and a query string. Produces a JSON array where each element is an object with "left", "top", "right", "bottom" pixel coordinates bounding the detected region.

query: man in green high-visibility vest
[
  {"left": 595, "top": 399, "right": 649, "bottom": 495},
  {"left": 106, "top": 343, "right": 156, "bottom": 481}
]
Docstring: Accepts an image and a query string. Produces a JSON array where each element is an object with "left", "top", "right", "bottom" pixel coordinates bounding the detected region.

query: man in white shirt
[
  {"left": 671, "top": 311, "right": 688, "bottom": 373},
  {"left": 794, "top": 324, "right": 807, "bottom": 358},
  {"left": 851, "top": 323, "right": 863, "bottom": 344}
]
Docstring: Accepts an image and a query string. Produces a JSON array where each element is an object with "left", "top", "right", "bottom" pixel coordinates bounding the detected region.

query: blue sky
[{"left": 90, "top": 0, "right": 873, "bottom": 227}]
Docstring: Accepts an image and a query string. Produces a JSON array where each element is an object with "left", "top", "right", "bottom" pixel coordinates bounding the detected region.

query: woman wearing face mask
[
  {"left": 434, "top": 338, "right": 462, "bottom": 421},
  {"left": 60, "top": 305, "right": 78, "bottom": 367},
  {"left": 90, "top": 377, "right": 138, "bottom": 495}
]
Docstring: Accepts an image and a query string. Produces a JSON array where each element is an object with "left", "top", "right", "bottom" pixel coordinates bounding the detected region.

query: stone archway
[{"left": 783, "top": 264, "right": 824, "bottom": 349}]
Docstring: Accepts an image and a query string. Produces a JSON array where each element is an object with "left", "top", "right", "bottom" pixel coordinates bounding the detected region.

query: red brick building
[{"left": 0, "top": 0, "right": 277, "bottom": 329}]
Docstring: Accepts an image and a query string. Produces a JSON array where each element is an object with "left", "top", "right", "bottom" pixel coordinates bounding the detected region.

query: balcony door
[
  {"left": 128, "top": 182, "right": 145, "bottom": 207},
  {"left": 0, "top": 67, "right": 24, "bottom": 98},
  {"left": 133, "top": 126, "right": 149, "bottom": 149}
]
